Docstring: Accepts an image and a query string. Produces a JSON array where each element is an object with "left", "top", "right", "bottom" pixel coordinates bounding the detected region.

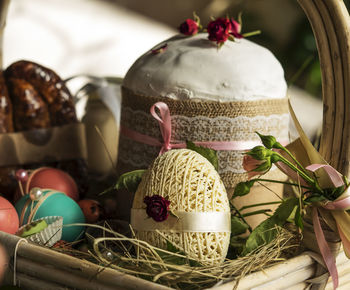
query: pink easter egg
[
  {"left": 0, "top": 196, "right": 19, "bottom": 234},
  {"left": 26, "top": 167, "right": 79, "bottom": 201}
]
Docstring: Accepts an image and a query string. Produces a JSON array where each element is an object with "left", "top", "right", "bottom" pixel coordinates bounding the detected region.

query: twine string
[
  {"left": 13, "top": 238, "right": 28, "bottom": 286},
  {"left": 19, "top": 190, "right": 57, "bottom": 225}
]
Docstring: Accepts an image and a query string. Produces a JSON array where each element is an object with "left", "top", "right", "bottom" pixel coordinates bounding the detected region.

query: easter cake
[
  {"left": 119, "top": 33, "right": 289, "bottom": 188},
  {"left": 118, "top": 22, "right": 289, "bottom": 225}
]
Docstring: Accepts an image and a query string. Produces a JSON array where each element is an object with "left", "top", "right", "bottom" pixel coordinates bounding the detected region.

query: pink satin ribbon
[
  {"left": 312, "top": 207, "right": 339, "bottom": 289},
  {"left": 121, "top": 101, "right": 289, "bottom": 154},
  {"left": 306, "top": 164, "right": 345, "bottom": 188},
  {"left": 312, "top": 194, "right": 350, "bottom": 290},
  {"left": 283, "top": 163, "right": 350, "bottom": 289}
]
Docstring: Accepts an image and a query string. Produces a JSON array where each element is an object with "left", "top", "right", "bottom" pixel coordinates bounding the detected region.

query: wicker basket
[
  {"left": 1, "top": 229, "right": 350, "bottom": 290},
  {"left": 1, "top": 0, "right": 350, "bottom": 289}
]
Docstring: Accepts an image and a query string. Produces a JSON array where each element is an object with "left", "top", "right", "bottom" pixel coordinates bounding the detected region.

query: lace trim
[
  {"left": 121, "top": 107, "right": 289, "bottom": 141},
  {"left": 119, "top": 108, "right": 289, "bottom": 178}
]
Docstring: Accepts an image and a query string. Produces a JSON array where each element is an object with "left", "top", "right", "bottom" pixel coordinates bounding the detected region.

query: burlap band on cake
[
  {"left": 118, "top": 86, "right": 290, "bottom": 189},
  {"left": 121, "top": 86, "right": 289, "bottom": 117}
]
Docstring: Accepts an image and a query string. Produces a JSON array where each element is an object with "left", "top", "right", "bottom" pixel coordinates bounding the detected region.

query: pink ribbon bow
[
  {"left": 281, "top": 163, "right": 350, "bottom": 289},
  {"left": 150, "top": 102, "right": 179, "bottom": 154},
  {"left": 121, "top": 101, "right": 289, "bottom": 155}
]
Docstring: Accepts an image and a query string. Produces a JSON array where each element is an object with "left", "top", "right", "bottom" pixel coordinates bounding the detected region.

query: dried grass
[{"left": 60, "top": 223, "right": 300, "bottom": 290}]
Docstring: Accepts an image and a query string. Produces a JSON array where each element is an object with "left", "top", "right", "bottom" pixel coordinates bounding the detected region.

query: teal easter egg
[{"left": 15, "top": 189, "right": 85, "bottom": 242}]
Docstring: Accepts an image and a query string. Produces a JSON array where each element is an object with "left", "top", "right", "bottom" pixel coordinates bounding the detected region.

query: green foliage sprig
[{"left": 231, "top": 132, "right": 349, "bottom": 255}]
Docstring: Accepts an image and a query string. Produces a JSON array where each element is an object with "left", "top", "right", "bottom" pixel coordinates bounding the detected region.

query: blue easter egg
[{"left": 15, "top": 189, "right": 85, "bottom": 242}]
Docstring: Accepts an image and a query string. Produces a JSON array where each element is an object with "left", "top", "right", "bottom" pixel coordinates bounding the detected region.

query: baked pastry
[
  {"left": 0, "top": 60, "right": 87, "bottom": 200},
  {"left": 118, "top": 33, "right": 289, "bottom": 225},
  {"left": 123, "top": 34, "right": 286, "bottom": 102}
]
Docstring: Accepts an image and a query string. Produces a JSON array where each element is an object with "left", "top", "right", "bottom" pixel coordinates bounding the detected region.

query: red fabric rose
[
  {"left": 179, "top": 19, "right": 199, "bottom": 36},
  {"left": 207, "top": 18, "right": 232, "bottom": 44},
  {"left": 230, "top": 19, "right": 243, "bottom": 39},
  {"left": 144, "top": 195, "right": 171, "bottom": 222}
]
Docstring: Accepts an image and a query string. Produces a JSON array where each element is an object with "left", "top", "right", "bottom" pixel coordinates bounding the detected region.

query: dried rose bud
[
  {"left": 207, "top": 18, "right": 232, "bottom": 44},
  {"left": 144, "top": 195, "right": 170, "bottom": 222},
  {"left": 151, "top": 43, "right": 168, "bottom": 55},
  {"left": 179, "top": 19, "right": 199, "bottom": 36},
  {"left": 230, "top": 19, "right": 243, "bottom": 39}
]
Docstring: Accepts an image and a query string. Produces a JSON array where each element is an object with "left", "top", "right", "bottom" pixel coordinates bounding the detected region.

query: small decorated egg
[
  {"left": 17, "top": 219, "right": 48, "bottom": 238},
  {"left": 131, "top": 149, "right": 231, "bottom": 265},
  {"left": 23, "top": 167, "right": 79, "bottom": 201},
  {"left": 78, "top": 199, "right": 104, "bottom": 223},
  {"left": 15, "top": 189, "right": 85, "bottom": 242},
  {"left": 0, "top": 196, "right": 19, "bottom": 234}
]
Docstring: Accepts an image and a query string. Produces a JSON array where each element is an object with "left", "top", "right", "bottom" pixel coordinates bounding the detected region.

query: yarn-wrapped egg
[{"left": 131, "top": 149, "right": 231, "bottom": 265}]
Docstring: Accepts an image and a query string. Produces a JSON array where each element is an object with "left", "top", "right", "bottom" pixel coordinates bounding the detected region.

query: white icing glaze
[{"left": 123, "top": 33, "right": 287, "bottom": 102}]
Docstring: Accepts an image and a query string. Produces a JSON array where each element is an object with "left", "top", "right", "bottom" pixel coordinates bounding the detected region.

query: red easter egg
[
  {"left": 26, "top": 168, "right": 79, "bottom": 201},
  {"left": 0, "top": 196, "right": 19, "bottom": 234},
  {"left": 78, "top": 199, "right": 103, "bottom": 223}
]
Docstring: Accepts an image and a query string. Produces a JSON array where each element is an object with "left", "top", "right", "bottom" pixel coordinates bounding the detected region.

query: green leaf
[
  {"left": 227, "top": 236, "right": 247, "bottom": 258},
  {"left": 304, "top": 194, "right": 326, "bottom": 204},
  {"left": 231, "top": 216, "right": 249, "bottom": 236},
  {"left": 273, "top": 197, "right": 299, "bottom": 222},
  {"left": 186, "top": 141, "right": 218, "bottom": 170},
  {"left": 331, "top": 185, "right": 345, "bottom": 200},
  {"left": 166, "top": 240, "right": 178, "bottom": 253},
  {"left": 98, "top": 185, "right": 115, "bottom": 196},
  {"left": 241, "top": 209, "right": 272, "bottom": 217},
  {"left": 233, "top": 180, "right": 255, "bottom": 197},
  {"left": 241, "top": 197, "right": 299, "bottom": 255},
  {"left": 241, "top": 217, "right": 279, "bottom": 256},
  {"left": 115, "top": 170, "right": 146, "bottom": 192},
  {"left": 159, "top": 241, "right": 201, "bottom": 266}
]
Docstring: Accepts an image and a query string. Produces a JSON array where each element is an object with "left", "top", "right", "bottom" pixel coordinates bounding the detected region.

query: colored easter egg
[
  {"left": 17, "top": 219, "right": 48, "bottom": 238},
  {"left": 25, "top": 167, "right": 79, "bottom": 201},
  {"left": 78, "top": 199, "right": 104, "bottom": 223},
  {"left": 15, "top": 189, "right": 85, "bottom": 242},
  {"left": 0, "top": 196, "right": 19, "bottom": 234}
]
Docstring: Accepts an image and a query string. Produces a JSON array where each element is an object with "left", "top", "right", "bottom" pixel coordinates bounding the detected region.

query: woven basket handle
[
  {"left": 298, "top": 0, "right": 350, "bottom": 176},
  {"left": 0, "top": 0, "right": 10, "bottom": 68}
]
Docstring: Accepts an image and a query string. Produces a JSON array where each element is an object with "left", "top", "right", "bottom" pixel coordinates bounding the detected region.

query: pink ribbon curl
[{"left": 121, "top": 101, "right": 288, "bottom": 155}]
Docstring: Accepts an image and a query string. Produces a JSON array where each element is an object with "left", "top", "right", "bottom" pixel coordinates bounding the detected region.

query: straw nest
[{"left": 84, "top": 223, "right": 299, "bottom": 290}]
